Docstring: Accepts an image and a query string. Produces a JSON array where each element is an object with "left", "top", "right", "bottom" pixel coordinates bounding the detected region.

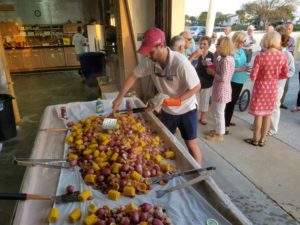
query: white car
[{"left": 189, "top": 26, "right": 206, "bottom": 39}]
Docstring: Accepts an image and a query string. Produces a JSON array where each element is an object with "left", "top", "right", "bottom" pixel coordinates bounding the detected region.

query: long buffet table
[{"left": 12, "top": 97, "right": 252, "bottom": 225}]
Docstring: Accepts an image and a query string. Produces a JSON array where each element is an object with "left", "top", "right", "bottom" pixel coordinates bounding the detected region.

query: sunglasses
[{"left": 153, "top": 64, "right": 175, "bottom": 81}]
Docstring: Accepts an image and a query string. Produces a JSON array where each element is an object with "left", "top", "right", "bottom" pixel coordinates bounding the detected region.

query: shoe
[
  {"left": 225, "top": 127, "right": 230, "bottom": 135},
  {"left": 204, "top": 130, "right": 216, "bottom": 135},
  {"left": 244, "top": 138, "right": 259, "bottom": 146},
  {"left": 229, "top": 122, "right": 236, "bottom": 126},
  {"left": 280, "top": 104, "right": 288, "bottom": 109},
  {"left": 291, "top": 107, "right": 300, "bottom": 112},
  {"left": 199, "top": 120, "right": 207, "bottom": 125},
  {"left": 205, "top": 133, "right": 224, "bottom": 141},
  {"left": 258, "top": 140, "right": 266, "bottom": 147}
]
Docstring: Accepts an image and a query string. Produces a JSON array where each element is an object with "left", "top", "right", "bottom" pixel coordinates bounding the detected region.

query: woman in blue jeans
[{"left": 225, "top": 31, "right": 249, "bottom": 134}]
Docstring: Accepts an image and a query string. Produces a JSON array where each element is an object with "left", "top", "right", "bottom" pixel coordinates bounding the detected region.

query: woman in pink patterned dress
[
  {"left": 245, "top": 31, "right": 288, "bottom": 146},
  {"left": 205, "top": 37, "right": 235, "bottom": 141}
]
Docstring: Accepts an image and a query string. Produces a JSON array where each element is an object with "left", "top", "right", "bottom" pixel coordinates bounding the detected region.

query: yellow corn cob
[
  {"left": 65, "top": 135, "right": 74, "bottom": 144},
  {"left": 111, "top": 163, "right": 122, "bottom": 174},
  {"left": 98, "top": 162, "right": 109, "bottom": 169},
  {"left": 92, "top": 162, "right": 100, "bottom": 171},
  {"left": 144, "top": 153, "right": 150, "bottom": 160},
  {"left": 69, "top": 208, "right": 81, "bottom": 223},
  {"left": 48, "top": 207, "right": 60, "bottom": 223},
  {"left": 107, "top": 189, "right": 121, "bottom": 201},
  {"left": 160, "top": 163, "right": 173, "bottom": 173},
  {"left": 131, "top": 171, "right": 142, "bottom": 181},
  {"left": 78, "top": 144, "right": 85, "bottom": 150},
  {"left": 139, "top": 222, "right": 149, "bottom": 225},
  {"left": 110, "top": 152, "right": 119, "bottom": 161},
  {"left": 123, "top": 185, "right": 136, "bottom": 197},
  {"left": 105, "top": 149, "right": 112, "bottom": 157},
  {"left": 84, "top": 174, "right": 96, "bottom": 184},
  {"left": 79, "top": 190, "right": 92, "bottom": 201},
  {"left": 84, "top": 214, "right": 98, "bottom": 225},
  {"left": 155, "top": 154, "right": 163, "bottom": 162},
  {"left": 89, "top": 143, "right": 98, "bottom": 149},
  {"left": 164, "top": 150, "right": 175, "bottom": 159},
  {"left": 75, "top": 139, "right": 83, "bottom": 146},
  {"left": 136, "top": 182, "right": 148, "bottom": 193},
  {"left": 83, "top": 149, "right": 92, "bottom": 155},
  {"left": 67, "top": 153, "right": 78, "bottom": 161},
  {"left": 125, "top": 202, "right": 138, "bottom": 213},
  {"left": 93, "top": 150, "right": 100, "bottom": 158},
  {"left": 87, "top": 203, "right": 98, "bottom": 214}
]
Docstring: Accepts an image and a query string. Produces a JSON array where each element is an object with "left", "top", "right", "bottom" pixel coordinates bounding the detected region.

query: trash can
[
  {"left": 0, "top": 94, "right": 17, "bottom": 141},
  {"left": 79, "top": 52, "right": 106, "bottom": 87}
]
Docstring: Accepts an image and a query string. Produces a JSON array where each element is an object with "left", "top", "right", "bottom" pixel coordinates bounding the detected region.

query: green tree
[
  {"left": 215, "top": 12, "right": 229, "bottom": 26},
  {"left": 190, "top": 16, "right": 198, "bottom": 25},
  {"left": 236, "top": 9, "right": 249, "bottom": 25},
  {"left": 240, "top": 0, "right": 298, "bottom": 28},
  {"left": 197, "top": 11, "right": 208, "bottom": 26}
]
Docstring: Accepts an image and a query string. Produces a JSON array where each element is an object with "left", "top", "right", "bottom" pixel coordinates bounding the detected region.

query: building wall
[
  {"left": 171, "top": 0, "right": 185, "bottom": 37},
  {"left": 127, "top": 0, "right": 155, "bottom": 51},
  {"left": 0, "top": 0, "right": 100, "bottom": 24}
]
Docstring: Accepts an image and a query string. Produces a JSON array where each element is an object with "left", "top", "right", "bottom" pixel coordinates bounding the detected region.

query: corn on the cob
[
  {"left": 108, "top": 189, "right": 121, "bottom": 201},
  {"left": 84, "top": 214, "right": 98, "bottom": 225},
  {"left": 123, "top": 185, "right": 136, "bottom": 197},
  {"left": 48, "top": 208, "right": 60, "bottom": 223},
  {"left": 79, "top": 190, "right": 92, "bottom": 201},
  {"left": 69, "top": 208, "right": 81, "bottom": 223}
]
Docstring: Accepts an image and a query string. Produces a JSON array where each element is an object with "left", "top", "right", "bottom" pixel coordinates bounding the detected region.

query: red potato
[
  {"left": 140, "top": 212, "right": 149, "bottom": 221},
  {"left": 152, "top": 218, "right": 164, "bottom": 225},
  {"left": 97, "top": 175, "right": 105, "bottom": 182},
  {"left": 94, "top": 220, "right": 106, "bottom": 225},
  {"left": 121, "top": 217, "right": 131, "bottom": 225},
  {"left": 141, "top": 203, "right": 153, "bottom": 212},
  {"left": 96, "top": 208, "right": 106, "bottom": 219},
  {"left": 130, "top": 211, "right": 140, "bottom": 223},
  {"left": 66, "top": 185, "right": 75, "bottom": 194},
  {"left": 101, "top": 168, "right": 111, "bottom": 176},
  {"left": 142, "top": 170, "right": 151, "bottom": 178}
]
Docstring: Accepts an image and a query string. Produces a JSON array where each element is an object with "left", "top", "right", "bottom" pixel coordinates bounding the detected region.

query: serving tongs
[
  {"left": 148, "top": 166, "right": 215, "bottom": 185},
  {"left": 154, "top": 167, "right": 216, "bottom": 198},
  {"left": 13, "top": 157, "right": 71, "bottom": 169}
]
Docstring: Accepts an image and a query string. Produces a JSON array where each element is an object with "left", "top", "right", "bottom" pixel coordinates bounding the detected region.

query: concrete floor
[{"left": 0, "top": 69, "right": 299, "bottom": 225}]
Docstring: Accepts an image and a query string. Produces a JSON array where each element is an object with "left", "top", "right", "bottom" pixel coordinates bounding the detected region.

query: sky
[{"left": 185, "top": 0, "right": 300, "bottom": 17}]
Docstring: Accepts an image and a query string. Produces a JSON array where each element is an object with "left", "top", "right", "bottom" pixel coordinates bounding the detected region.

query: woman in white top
[{"left": 269, "top": 33, "right": 295, "bottom": 135}]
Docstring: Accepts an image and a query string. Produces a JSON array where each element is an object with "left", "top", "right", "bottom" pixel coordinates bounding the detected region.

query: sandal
[
  {"left": 204, "top": 130, "right": 215, "bottom": 136},
  {"left": 244, "top": 138, "right": 259, "bottom": 146},
  {"left": 291, "top": 107, "right": 300, "bottom": 112},
  {"left": 199, "top": 120, "right": 207, "bottom": 125},
  {"left": 258, "top": 140, "right": 266, "bottom": 147}
]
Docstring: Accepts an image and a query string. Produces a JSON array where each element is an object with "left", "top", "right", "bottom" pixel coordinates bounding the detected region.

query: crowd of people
[{"left": 112, "top": 23, "right": 298, "bottom": 166}]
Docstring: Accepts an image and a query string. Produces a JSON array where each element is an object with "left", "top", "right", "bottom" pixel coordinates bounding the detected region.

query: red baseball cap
[{"left": 138, "top": 27, "right": 166, "bottom": 56}]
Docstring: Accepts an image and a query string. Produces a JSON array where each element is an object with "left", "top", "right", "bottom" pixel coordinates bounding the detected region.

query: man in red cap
[{"left": 112, "top": 27, "right": 202, "bottom": 165}]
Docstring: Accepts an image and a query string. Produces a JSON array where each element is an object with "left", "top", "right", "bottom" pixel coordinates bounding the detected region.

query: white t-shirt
[{"left": 133, "top": 48, "right": 200, "bottom": 115}]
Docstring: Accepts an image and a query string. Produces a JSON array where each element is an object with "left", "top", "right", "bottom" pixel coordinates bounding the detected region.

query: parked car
[
  {"left": 213, "top": 26, "right": 224, "bottom": 33},
  {"left": 189, "top": 26, "right": 206, "bottom": 40}
]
